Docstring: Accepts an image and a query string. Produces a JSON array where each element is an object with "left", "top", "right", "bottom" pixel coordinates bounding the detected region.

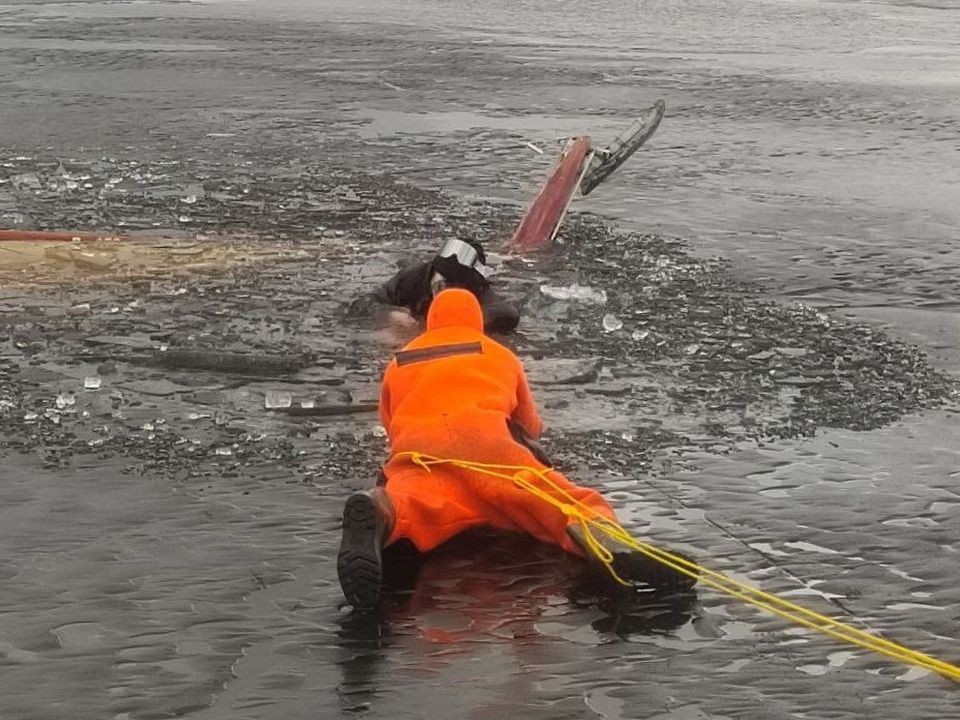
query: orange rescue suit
[{"left": 379, "top": 288, "right": 617, "bottom": 555}]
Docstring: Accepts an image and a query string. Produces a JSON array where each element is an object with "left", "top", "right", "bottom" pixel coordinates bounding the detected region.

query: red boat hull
[{"left": 510, "top": 136, "right": 593, "bottom": 251}]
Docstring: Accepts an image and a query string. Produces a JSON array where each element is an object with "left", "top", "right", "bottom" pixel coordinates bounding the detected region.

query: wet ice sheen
[{"left": 1, "top": 0, "right": 959, "bottom": 719}]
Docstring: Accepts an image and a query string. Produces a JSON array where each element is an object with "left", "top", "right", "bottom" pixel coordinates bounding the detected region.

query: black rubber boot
[
  {"left": 337, "top": 488, "right": 396, "bottom": 609},
  {"left": 566, "top": 524, "right": 698, "bottom": 593}
]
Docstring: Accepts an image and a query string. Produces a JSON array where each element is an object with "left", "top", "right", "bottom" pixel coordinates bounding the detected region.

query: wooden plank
[{"left": 0, "top": 230, "right": 125, "bottom": 242}]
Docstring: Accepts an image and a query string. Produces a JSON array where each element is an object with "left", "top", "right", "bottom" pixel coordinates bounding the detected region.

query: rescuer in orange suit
[{"left": 337, "top": 288, "right": 697, "bottom": 609}]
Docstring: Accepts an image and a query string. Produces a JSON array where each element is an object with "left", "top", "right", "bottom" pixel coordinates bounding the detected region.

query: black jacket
[{"left": 375, "top": 261, "right": 520, "bottom": 334}]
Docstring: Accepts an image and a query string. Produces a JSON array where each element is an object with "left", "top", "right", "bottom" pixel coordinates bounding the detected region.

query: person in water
[
  {"left": 337, "top": 288, "right": 697, "bottom": 609},
  {"left": 374, "top": 237, "right": 521, "bottom": 334}
]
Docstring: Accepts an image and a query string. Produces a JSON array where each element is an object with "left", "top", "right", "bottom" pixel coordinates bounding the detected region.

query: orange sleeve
[
  {"left": 379, "top": 363, "right": 395, "bottom": 431},
  {"left": 512, "top": 361, "right": 544, "bottom": 439}
]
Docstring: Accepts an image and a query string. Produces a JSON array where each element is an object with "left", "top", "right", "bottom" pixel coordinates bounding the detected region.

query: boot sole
[
  {"left": 614, "top": 551, "right": 698, "bottom": 593},
  {"left": 337, "top": 493, "right": 384, "bottom": 609}
]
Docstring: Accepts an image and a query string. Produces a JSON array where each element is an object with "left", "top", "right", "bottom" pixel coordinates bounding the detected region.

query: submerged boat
[{"left": 511, "top": 100, "right": 666, "bottom": 251}]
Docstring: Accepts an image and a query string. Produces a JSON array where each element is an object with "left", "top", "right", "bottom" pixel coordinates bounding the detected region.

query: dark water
[{"left": 1, "top": 0, "right": 959, "bottom": 718}]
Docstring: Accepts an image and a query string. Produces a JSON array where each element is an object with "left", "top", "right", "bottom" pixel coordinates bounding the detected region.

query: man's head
[{"left": 430, "top": 238, "right": 489, "bottom": 299}]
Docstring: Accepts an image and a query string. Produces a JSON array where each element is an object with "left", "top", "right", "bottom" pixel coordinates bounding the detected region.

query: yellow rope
[{"left": 392, "top": 450, "right": 960, "bottom": 682}]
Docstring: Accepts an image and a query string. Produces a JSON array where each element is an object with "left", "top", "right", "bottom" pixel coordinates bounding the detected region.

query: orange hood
[{"left": 426, "top": 288, "right": 484, "bottom": 332}]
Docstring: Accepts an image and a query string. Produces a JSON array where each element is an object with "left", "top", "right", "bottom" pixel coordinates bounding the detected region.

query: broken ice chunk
[
  {"left": 55, "top": 392, "right": 76, "bottom": 410},
  {"left": 540, "top": 283, "right": 607, "bottom": 305},
  {"left": 265, "top": 390, "right": 293, "bottom": 409},
  {"left": 602, "top": 314, "right": 623, "bottom": 332}
]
